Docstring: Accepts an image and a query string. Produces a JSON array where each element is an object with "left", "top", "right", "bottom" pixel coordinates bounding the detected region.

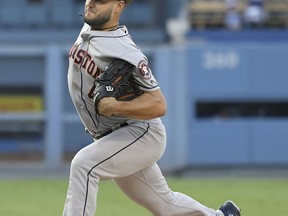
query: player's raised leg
[{"left": 114, "top": 164, "right": 217, "bottom": 216}]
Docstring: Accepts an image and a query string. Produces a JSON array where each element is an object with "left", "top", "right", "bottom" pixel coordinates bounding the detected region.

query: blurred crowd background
[{"left": 0, "top": 0, "right": 288, "bottom": 175}]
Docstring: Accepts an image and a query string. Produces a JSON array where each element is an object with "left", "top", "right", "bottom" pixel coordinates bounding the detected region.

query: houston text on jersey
[{"left": 69, "top": 44, "right": 102, "bottom": 79}]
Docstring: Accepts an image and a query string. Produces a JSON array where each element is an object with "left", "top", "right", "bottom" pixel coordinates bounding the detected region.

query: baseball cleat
[{"left": 216, "top": 200, "right": 241, "bottom": 216}]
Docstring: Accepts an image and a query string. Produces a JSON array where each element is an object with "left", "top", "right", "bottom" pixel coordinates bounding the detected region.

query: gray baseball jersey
[{"left": 68, "top": 24, "right": 161, "bottom": 137}]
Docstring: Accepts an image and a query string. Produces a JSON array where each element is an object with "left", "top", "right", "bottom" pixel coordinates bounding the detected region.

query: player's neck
[{"left": 91, "top": 23, "right": 119, "bottom": 31}]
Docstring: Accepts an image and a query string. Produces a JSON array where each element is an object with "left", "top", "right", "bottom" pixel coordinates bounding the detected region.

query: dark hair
[{"left": 124, "top": 0, "right": 132, "bottom": 5}]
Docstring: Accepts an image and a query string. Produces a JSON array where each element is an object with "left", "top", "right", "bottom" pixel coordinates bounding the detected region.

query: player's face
[{"left": 84, "top": 0, "right": 121, "bottom": 28}]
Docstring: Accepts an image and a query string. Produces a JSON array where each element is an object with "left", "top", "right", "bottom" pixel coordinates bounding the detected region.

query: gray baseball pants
[{"left": 62, "top": 122, "right": 217, "bottom": 216}]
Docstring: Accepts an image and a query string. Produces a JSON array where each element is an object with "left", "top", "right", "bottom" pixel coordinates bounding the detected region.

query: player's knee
[{"left": 70, "top": 150, "right": 87, "bottom": 172}]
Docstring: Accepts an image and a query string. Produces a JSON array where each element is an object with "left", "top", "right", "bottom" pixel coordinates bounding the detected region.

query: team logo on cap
[{"left": 138, "top": 60, "right": 151, "bottom": 80}]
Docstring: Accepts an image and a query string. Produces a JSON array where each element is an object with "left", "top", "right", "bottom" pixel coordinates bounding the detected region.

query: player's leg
[
  {"left": 62, "top": 122, "right": 166, "bottom": 216},
  {"left": 114, "top": 163, "right": 217, "bottom": 216},
  {"left": 62, "top": 142, "right": 102, "bottom": 216}
]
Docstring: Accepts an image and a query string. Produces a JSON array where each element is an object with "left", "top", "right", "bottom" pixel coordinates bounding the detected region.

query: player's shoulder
[
  {"left": 118, "top": 25, "right": 129, "bottom": 35},
  {"left": 111, "top": 25, "right": 132, "bottom": 42},
  {"left": 82, "top": 23, "right": 91, "bottom": 32},
  {"left": 77, "top": 23, "right": 90, "bottom": 36},
  {"left": 74, "top": 24, "right": 90, "bottom": 44}
]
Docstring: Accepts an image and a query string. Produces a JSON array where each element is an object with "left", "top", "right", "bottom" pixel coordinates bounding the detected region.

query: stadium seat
[
  {"left": 188, "top": 0, "right": 247, "bottom": 29},
  {"left": 264, "top": 0, "right": 288, "bottom": 27}
]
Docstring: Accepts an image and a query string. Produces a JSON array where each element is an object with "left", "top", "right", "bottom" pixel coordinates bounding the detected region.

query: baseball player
[{"left": 62, "top": 0, "right": 241, "bottom": 216}]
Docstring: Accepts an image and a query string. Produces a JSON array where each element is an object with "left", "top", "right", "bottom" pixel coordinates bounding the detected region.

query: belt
[{"left": 94, "top": 122, "right": 129, "bottom": 140}]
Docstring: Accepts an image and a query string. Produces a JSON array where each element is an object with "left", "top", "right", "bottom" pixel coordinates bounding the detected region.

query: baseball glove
[{"left": 93, "top": 59, "right": 143, "bottom": 113}]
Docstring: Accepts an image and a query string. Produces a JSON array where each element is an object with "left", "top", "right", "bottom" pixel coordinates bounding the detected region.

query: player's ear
[{"left": 114, "top": 0, "right": 125, "bottom": 12}]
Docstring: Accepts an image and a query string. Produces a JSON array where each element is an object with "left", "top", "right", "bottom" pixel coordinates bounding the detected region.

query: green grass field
[{"left": 0, "top": 177, "right": 287, "bottom": 216}]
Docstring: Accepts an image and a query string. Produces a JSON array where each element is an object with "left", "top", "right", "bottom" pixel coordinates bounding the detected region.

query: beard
[{"left": 84, "top": 8, "right": 112, "bottom": 29}]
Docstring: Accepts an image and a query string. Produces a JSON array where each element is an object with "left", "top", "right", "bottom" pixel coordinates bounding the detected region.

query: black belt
[{"left": 94, "top": 122, "right": 129, "bottom": 140}]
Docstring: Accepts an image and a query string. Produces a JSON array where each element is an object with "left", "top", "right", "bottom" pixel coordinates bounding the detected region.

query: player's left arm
[{"left": 97, "top": 89, "right": 166, "bottom": 119}]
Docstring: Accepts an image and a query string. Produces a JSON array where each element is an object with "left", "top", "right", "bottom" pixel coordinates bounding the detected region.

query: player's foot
[{"left": 216, "top": 200, "right": 241, "bottom": 216}]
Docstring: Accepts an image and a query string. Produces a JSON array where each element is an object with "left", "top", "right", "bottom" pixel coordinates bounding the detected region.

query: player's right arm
[{"left": 97, "top": 89, "right": 166, "bottom": 120}]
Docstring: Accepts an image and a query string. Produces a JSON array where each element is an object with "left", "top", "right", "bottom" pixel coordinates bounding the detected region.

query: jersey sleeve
[
  {"left": 121, "top": 52, "right": 160, "bottom": 92},
  {"left": 86, "top": 27, "right": 160, "bottom": 92}
]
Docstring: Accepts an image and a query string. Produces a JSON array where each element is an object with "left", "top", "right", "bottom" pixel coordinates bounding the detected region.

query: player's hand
[{"left": 97, "top": 97, "right": 118, "bottom": 117}]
